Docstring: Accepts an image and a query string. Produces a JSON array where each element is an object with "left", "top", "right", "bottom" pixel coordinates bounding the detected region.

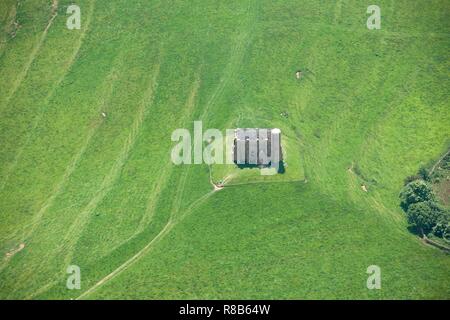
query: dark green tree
[
  {"left": 399, "top": 180, "right": 435, "bottom": 211},
  {"left": 406, "top": 201, "right": 447, "bottom": 237},
  {"left": 406, "top": 202, "right": 434, "bottom": 236}
]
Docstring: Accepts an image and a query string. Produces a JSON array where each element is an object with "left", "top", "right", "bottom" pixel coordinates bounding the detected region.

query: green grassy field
[{"left": 0, "top": 0, "right": 449, "bottom": 299}]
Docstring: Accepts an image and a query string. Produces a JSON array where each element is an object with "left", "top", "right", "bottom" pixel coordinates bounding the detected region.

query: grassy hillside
[{"left": 0, "top": 0, "right": 449, "bottom": 299}]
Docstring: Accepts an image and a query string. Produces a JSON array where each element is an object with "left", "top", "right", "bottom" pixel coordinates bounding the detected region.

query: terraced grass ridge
[{"left": 0, "top": 0, "right": 449, "bottom": 299}]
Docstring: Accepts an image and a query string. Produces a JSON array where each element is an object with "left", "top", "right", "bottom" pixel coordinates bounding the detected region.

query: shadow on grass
[
  {"left": 235, "top": 161, "right": 286, "bottom": 174},
  {"left": 407, "top": 225, "right": 422, "bottom": 237}
]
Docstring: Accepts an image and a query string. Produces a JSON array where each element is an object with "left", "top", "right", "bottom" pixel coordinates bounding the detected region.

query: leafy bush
[
  {"left": 403, "top": 175, "right": 421, "bottom": 185},
  {"left": 441, "top": 153, "right": 450, "bottom": 170},
  {"left": 432, "top": 222, "right": 449, "bottom": 240},
  {"left": 431, "top": 208, "right": 450, "bottom": 240},
  {"left": 418, "top": 166, "right": 430, "bottom": 181}
]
